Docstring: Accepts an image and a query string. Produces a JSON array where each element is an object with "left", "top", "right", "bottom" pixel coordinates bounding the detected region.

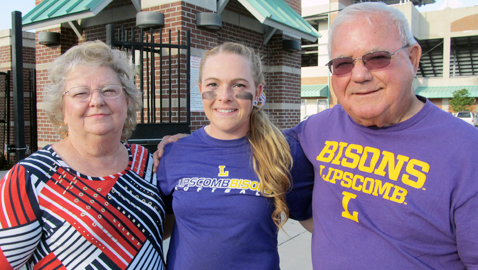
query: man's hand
[
  {"left": 152, "top": 133, "right": 189, "bottom": 172},
  {"left": 299, "top": 217, "right": 314, "bottom": 233}
]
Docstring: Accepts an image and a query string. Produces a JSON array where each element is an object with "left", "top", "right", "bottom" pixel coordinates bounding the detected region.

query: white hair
[{"left": 328, "top": 2, "right": 417, "bottom": 57}]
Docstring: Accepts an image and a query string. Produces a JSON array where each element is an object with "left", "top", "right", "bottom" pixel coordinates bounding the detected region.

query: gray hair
[
  {"left": 44, "top": 40, "right": 141, "bottom": 140},
  {"left": 328, "top": 2, "right": 417, "bottom": 57}
]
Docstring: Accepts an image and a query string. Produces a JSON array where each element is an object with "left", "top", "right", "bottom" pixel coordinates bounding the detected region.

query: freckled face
[{"left": 199, "top": 53, "right": 262, "bottom": 140}]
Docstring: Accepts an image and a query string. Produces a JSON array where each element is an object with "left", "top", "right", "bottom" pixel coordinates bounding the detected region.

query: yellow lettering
[
  {"left": 342, "top": 191, "right": 359, "bottom": 222},
  {"left": 358, "top": 147, "right": 380, "bottom": 173},
  {"left": 218, "top": 166, "right": 229, "bottom": 176},
  {"left": 362, "top": 177, "right": 374, "bottom": 194},
  {"left": 329, "top": 169, "right": 343, "bottom": 184},
  {"left": 374, "top": 151, "right": 409, "bottom": 181},
  {"left": 322, "top": 167, "right": 334, "bottom": 183},
  {"left": 341, "top": 144, "right": 362, "bottom": 169},
  {"left": 250, "top": 181, "right": 259, "bottom": 190},
  {"left": 402, "top": 159, "right": 429, "bottom": 189},
  {"left": 389, "top": 185, "right": 408, "bottom": 203},
  {"left": 317, "top": 141, "right": 338, "bottom": 163},
  {"left": 230, "top": 179, "right": 239, "bottom": 188},
  {"left": 332, "top": 142, "right": 348, "bottom": 165},
  {"left": 241, "top": 180, "right": 251, "bottom": 189},
  {"left": 341, "top": 172, "right": 353, "bottom": 188},
  {"left": 372, "top": 179, "right": 394, "bottom": 199},
  {"left": 352, "top": 174, "right": 363, "bottom": 191}
]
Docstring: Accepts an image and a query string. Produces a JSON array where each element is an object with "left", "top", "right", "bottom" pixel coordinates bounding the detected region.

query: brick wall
[{"left": 35, "top": 0, "right": 303, "bottom": 143}]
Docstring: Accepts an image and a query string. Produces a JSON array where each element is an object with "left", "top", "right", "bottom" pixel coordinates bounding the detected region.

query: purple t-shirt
[
  {"left": 286, "top": 97, "right": 478, "bottom": 269},
  {"left": 157, "top": 127, "right": 314, "bottom": 270}
]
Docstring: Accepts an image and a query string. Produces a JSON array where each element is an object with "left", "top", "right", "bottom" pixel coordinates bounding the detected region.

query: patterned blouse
[{"left": 0, "top": 143, "right": 166, "bottom": 270}]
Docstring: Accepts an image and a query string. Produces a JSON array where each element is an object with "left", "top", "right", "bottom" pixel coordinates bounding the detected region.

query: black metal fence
[
  {"left": 0, "top": 70, "right": 37, "bottom": 169},
  {"left": 106, "top": 24, "right": 191, "bottom": 151}
]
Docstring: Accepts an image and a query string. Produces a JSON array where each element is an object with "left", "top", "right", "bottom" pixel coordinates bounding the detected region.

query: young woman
[{"left": 156, "top": 42, "right": 314, "bottom": 269}]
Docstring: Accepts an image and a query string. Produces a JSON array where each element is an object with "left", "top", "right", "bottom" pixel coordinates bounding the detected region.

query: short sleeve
[
  {"left": 156, "top": 146, "right": 174, "bottom": 214},
  {"left": 283, "top": 120, "right": 306, "bottom": 143},
  {"left": 285, "top": 135, "right": 314, "bottom": 221},
  {"left": 455, "top": 192, "right": 478, "bottom": 268}
]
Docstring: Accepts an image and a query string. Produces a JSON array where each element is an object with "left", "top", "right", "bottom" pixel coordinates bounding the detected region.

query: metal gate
[
  {"left": 0, "top": 70, "right": 38, "bottom": 169},
  {"left": 106, "top": 24, "right": 191, "bottom": 152},
  {"left": 0, "top": 71, "right": 10, "bottom": 169}
]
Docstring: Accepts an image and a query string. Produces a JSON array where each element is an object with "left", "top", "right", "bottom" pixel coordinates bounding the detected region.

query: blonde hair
[
  {"left": 44, "top": 40, "right": 141, "bottom": 140},
  {"left": 199, "top": 42, "right": 293, "bottom": 228}
]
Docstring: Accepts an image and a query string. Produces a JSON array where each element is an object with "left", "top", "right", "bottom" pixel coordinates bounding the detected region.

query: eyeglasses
[
  {"left": 325, "top": 45, "right": 409, "bottom": 76},
  {"left": 63, "top": 84, "right": 124, "bottom": 101}
]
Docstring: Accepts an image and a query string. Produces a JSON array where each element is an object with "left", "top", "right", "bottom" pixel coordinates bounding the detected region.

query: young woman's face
[{"left": 199, "top": 52, "right": 262, "bottom": 140}]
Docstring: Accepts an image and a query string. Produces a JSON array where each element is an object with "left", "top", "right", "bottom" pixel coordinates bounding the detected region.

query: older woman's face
[{"left": 62, "top": 65, "right": 128, "bottom": 140}]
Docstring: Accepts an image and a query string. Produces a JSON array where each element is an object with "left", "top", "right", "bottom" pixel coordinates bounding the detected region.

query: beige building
[{"left": 300, "top": 0, "right": 478, "bottom": 118}]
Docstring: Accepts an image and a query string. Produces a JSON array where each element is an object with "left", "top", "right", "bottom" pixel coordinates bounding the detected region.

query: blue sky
[
  {"left": 1, "top": 0, "right": 477, "bottom": 31},
  {"left": 2, "top": 0, "right": 35, "bottom": 31}
]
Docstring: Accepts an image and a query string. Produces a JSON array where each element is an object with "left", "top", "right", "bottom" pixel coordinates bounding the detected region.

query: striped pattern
[{"left": 0, "top": 143, "right": 165, "bottom": 270}]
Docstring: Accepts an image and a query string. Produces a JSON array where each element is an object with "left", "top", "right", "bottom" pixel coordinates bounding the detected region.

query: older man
[{"left": 285, "top": 2, "right": 478, "bottom": 269}]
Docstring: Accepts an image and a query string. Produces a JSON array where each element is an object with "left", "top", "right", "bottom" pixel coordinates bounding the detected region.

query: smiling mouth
[
  {"left": 216, "top": 109, "right": 236, "bottom": 113},
  {"left": 355, "top": 89, "right": 380, "bottom": 96}
]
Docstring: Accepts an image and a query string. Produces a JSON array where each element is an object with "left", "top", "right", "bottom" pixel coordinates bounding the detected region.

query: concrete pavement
[{"left": 278, "top": 219, "right": 313, "bottom": 269}]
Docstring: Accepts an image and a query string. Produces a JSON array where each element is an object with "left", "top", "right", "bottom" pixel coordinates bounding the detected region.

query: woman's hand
[{"left": 152, "top": 133, "right": 189, "bottom": 172}]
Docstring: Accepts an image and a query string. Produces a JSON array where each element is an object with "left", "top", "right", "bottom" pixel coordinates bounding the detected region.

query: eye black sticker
[
  {"left": 235, "top": 91, "right": 253, "bottom": 102},
  {"left": 201, "top": 91, "right": 217, "bottom": 100}
]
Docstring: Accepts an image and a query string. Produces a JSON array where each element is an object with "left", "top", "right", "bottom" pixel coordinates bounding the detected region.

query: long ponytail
[{"left": 249, "top": 107, "right": 292, "bottom": 229}]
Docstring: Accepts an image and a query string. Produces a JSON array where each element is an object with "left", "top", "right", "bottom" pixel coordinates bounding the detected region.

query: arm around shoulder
[{"left": 299, "top": 217, "right": 314, "bottom": 233}]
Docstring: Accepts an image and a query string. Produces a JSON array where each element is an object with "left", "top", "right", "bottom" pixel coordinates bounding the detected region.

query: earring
[
  {"left": 254, "top": 92, "right": 266, "bottom": 108},
  {"left": 59, "top": 123, "right": 68, "bottom": 137}
]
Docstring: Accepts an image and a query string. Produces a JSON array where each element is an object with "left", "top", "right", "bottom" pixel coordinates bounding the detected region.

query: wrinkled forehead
[
  {"left": 334, "top": 14, "right": 396, "bottom": 38},
  {"left": 331, "top": 15, "right": 399, "bottom": 56}
]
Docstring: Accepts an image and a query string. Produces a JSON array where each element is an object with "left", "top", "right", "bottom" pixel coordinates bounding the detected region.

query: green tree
[{"left": 449, "top": 89, "right": 476, "bottom": 113}]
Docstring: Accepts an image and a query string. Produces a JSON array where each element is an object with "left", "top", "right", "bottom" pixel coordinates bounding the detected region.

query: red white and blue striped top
[{"left": 0, "top": 143, "right": 165, "bottom": 270}]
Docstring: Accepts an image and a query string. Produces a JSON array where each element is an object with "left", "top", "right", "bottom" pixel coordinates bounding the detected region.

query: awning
[
  {"left": 23, "top": 0, "right": 320, "bottom": 42},
  {"left": 22, "top": 0, "right": 113, "bottom": 30},
  {"left": 301, "top": 84, "right": 328, "bottom": 98},
  {"left": 415, "top": 85, "right": 478, "bottom": 98},
  {"left": 238, "top": 0, "right": 320, "bottom": 42}
]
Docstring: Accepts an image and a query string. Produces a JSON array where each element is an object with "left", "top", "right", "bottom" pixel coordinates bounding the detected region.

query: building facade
[
  {"left": 300, "top": 0, "right": 478, "bottom": 117},
  {"left": 21, "top": 0, "right": 319, "bottom": 149}
]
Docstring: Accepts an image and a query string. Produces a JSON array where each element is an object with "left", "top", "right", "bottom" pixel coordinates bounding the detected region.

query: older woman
[{"left": 0, "top": 41, "right": 165, "bottom": 270}]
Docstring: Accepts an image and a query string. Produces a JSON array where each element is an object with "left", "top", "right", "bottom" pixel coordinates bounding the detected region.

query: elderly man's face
[{"left": 330, "top": 14, "right": 422, "bottom": 127}]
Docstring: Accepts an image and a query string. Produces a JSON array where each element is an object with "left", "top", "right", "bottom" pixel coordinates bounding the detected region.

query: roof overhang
[
  {"left": 237, "top": 0, "right": 320, "bottom": 43},
  {"left": 301, "top": 84, "right": 328, "bottom": 98},
  {"left": 22, "top": 0, "right": 320, "bottom": 44},
  {"left": 356, "top": 0, "right": 435, "bottom": 5},
  {"left": 22, "top": 0, "right": 116, "bottom": 30},
  {"left": 415, "top": 86, "right": 478, "bottom": 98}
]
